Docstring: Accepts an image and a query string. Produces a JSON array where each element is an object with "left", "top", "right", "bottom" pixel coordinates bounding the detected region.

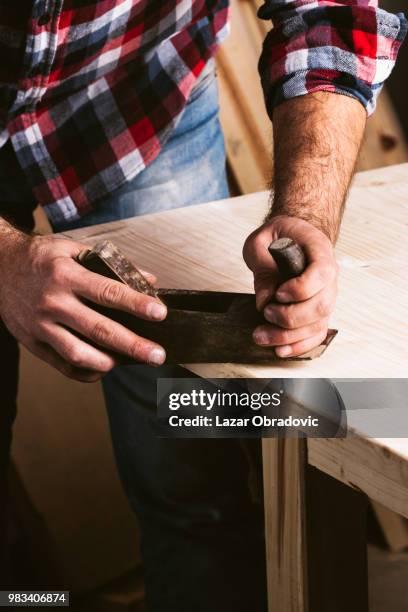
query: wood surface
[
  {"left": 263, "top": 440, "right": 370, "bottom": 612},
  {"left": 65, "top": 162, "right": 408, "bottom": 379},
  {"left": 216, "top": 0, "right": 272, "bottom": 194},
  {"left": 308, "top": 437, "right": 408, "bottom": 520},
  {"left": 262, "top": 438, "right": 308, "bottom": 612}
]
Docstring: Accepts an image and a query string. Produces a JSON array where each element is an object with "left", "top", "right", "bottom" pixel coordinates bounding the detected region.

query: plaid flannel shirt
[{"left": 0, "top": 1, "right": 406, "bottom": 224}]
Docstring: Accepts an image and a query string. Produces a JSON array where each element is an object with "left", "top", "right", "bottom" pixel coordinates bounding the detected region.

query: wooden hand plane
[{"left": 77, "top": 239, "right": 337, "bottom": 364}]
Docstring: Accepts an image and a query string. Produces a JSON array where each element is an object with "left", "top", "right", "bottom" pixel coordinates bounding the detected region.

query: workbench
[{"left": 65, "top": 163, "right": 408, "bottom": 611}]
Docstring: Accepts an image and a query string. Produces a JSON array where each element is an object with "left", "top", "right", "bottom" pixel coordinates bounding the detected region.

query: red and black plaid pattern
[
  {"left": 2, "top": 1, "right": 229, "bottom": 223},
  {"left": 258, "top": 1, "right": 407, "bottom": 117},
  {"left": 0, "top": 1, "right": 406, "bottom": 223}
]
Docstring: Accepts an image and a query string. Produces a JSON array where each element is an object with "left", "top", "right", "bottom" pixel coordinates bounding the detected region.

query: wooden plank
[
  {"left": 216, "top": 0, "right": 272, "bottom": 193},
  {"left": 236, "top": 0, "right": 265, "bottom": 53},
  {"left": 308, "top": 438, "right": 408, "bottom": 520},
  {"left": 64, "top": 163, "right": 408, "bottom": 378},
  {"left": 217, "top": 61, "right": 268, "bottom": 193},
  {"left": 262, "top": 438, "right": 308, "bottom": 612},
  {"left": 262, "top": 440, "right": 369, "bottom": 612},
  {"left": 248, "top": 0, "right": 272, "bottom": 38}
]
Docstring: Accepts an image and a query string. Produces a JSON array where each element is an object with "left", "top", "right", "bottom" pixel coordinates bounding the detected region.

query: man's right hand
[{"left": 0, "top": 229, "right": 167, "bottom": 382}]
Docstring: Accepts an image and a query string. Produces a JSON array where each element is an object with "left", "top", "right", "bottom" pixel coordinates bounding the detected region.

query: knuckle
[
  {"left": 267, "top": 327, "right": 290, "bottom": 345},
  {"left": 281, "top": 306, "right": 297, "bottom": 329},
  {"left": 243, "top": 230, "right": 265, "bottom": 266},
  {"left": 99, "top": 358, "right": 115, "bottom": 373},
  {"left": 66, "top": 344, "right": 87, "bottom": 368},
  {"left": 313, "top": 320, "right": 327, "bottom": 335},
  {"left": 319, "top": 260, "right": 336, "bottom": 284},
  {"left": 36, "top": 319, "right": 51, "bottom": 336},
  {"left": 276, "top": 328, "right": 290, "bottom": 344},
  {"left": 37, "top": 292, "right": 57, "bottom": 314},
  {"left": 90, "top": 320, "right": 113, "bottom": 345},
  {"left": 316, "top": 299, "right": 332, "bottom": 318},
  {"left": 129, "top": 339, "right": 147, "bottom": 362},
  {"left": 48, "top": 257, "right": 71, "bottom": 284},
  {"left": 292, "top": 278, "right": 308, "bottom": 301},
  {"left": 99, "top": 281, "right": 124, "bottom": 306}
]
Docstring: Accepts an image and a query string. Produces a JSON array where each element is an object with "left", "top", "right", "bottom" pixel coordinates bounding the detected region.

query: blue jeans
[
  {"left": 53, "top": 61, "right": 229, "bottom": 230},
  {"left": 0, "top": 62, "right": 267, "bottom": 610}
]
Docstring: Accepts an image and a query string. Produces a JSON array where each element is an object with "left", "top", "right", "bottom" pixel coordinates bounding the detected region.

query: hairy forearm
[
  {"left": 268, "top": 92, "right": 366, "bottom": 243},
  {"left": 0, "top": 217, "right": 29, "bottom": 261}
]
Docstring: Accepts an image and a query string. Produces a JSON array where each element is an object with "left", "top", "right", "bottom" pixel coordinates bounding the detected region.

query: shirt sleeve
[{"left": 257, "top": 0, "right": 407, "bottom": 116}]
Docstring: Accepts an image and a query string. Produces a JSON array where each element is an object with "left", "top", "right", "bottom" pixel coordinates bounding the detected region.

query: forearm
[
  {"left": 268, "top": 91, "right": 366, "bottom": 243},
  {"left": 0, "top": 217, "right": 31, "bottom": 266}
]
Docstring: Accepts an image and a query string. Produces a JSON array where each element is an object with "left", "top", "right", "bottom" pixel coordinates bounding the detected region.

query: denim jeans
[{"left": 0, "top": 62, "right": 267, "bottom": 610}]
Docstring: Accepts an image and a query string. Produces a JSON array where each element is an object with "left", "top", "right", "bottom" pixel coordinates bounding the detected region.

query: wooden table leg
[
  {"left": 262, "top": 438, "right": 309, "bottom": 612},
  {"left": 262, "top": 439, "right": 369, "bottom": 612}
]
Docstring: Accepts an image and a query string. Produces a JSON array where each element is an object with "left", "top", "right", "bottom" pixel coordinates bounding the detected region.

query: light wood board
[
  {"left": 65, "top": 162, "right": 408, "bottom": 379},
  {"left": 262, "top": 438, "right": 308, "bottom": 612}
]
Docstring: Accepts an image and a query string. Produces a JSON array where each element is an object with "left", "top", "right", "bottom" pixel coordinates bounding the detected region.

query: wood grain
[
  {"left": 262, "top": 438, "right": 308, "bottom": 612},
  {"left": 216, "top": 0, "right": 272, "bottom": 193},
  {"left": 65, "top": 163, "right": 408, "bottom": 378},
  {"left": 308, "top": 438, "right": 408, "bottom": 519}
]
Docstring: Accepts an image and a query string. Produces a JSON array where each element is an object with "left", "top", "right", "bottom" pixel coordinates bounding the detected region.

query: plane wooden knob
[{"left": 268, "top": 237, "right": 306, "bottom": 281}]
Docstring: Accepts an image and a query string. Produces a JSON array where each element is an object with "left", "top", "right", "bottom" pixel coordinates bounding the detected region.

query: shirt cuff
[{"left": 258, "top": 3, "right": 407, "bottom": 116}]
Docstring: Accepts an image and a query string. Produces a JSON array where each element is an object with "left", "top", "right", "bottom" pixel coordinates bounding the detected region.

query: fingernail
[
  {"left": 253, "top": 330, "right": 270, "bottom": 345},
  {"left": 147, "top": 302, "right": 167, "bottom": 320},
  {"left": 275, "top": 345, "right": 292, "bottom": 358},
  {"left": 276, "top": 291, "right": 291, "bottom": 303},
  {"left": 149, "top": 347, "right": 166, "bottom": 365},
  {"left": 263, "top": 306, "right": 276, "bottom": 323}
]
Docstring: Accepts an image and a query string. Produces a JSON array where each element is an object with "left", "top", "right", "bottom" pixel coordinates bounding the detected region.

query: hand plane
[{"left": 77, "top": 239, "right": 337, "bottom": 364}]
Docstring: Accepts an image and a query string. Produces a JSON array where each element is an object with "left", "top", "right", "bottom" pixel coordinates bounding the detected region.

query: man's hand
[
  {"left": 0, "top": 222, "right": 167, "bottom": 382},
  {"left": 243, "top": 215, "right": 338, "bottom": 357},
  {"left": 243, "top": 91, "right": 366, "bottom": 357}
]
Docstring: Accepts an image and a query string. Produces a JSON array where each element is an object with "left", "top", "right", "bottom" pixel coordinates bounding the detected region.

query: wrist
[
  {"left": 0, "top": 217, "right": 32, "bottom": 263},
  {"left": 265, "top": 206, "right": 337, "bottom": 244}
]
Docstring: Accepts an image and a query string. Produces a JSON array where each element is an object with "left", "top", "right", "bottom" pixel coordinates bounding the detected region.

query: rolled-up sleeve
[{"left": 257, "top": 1, "right": 407, "bottom": 116}]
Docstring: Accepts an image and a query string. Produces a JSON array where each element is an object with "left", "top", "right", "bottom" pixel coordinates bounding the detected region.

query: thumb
[
  {"left": 243, "top": 229, "right": 280, "bottom": 310},
  {"left": 253, "top": 269, "right": 279, "bottom": 311}
]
